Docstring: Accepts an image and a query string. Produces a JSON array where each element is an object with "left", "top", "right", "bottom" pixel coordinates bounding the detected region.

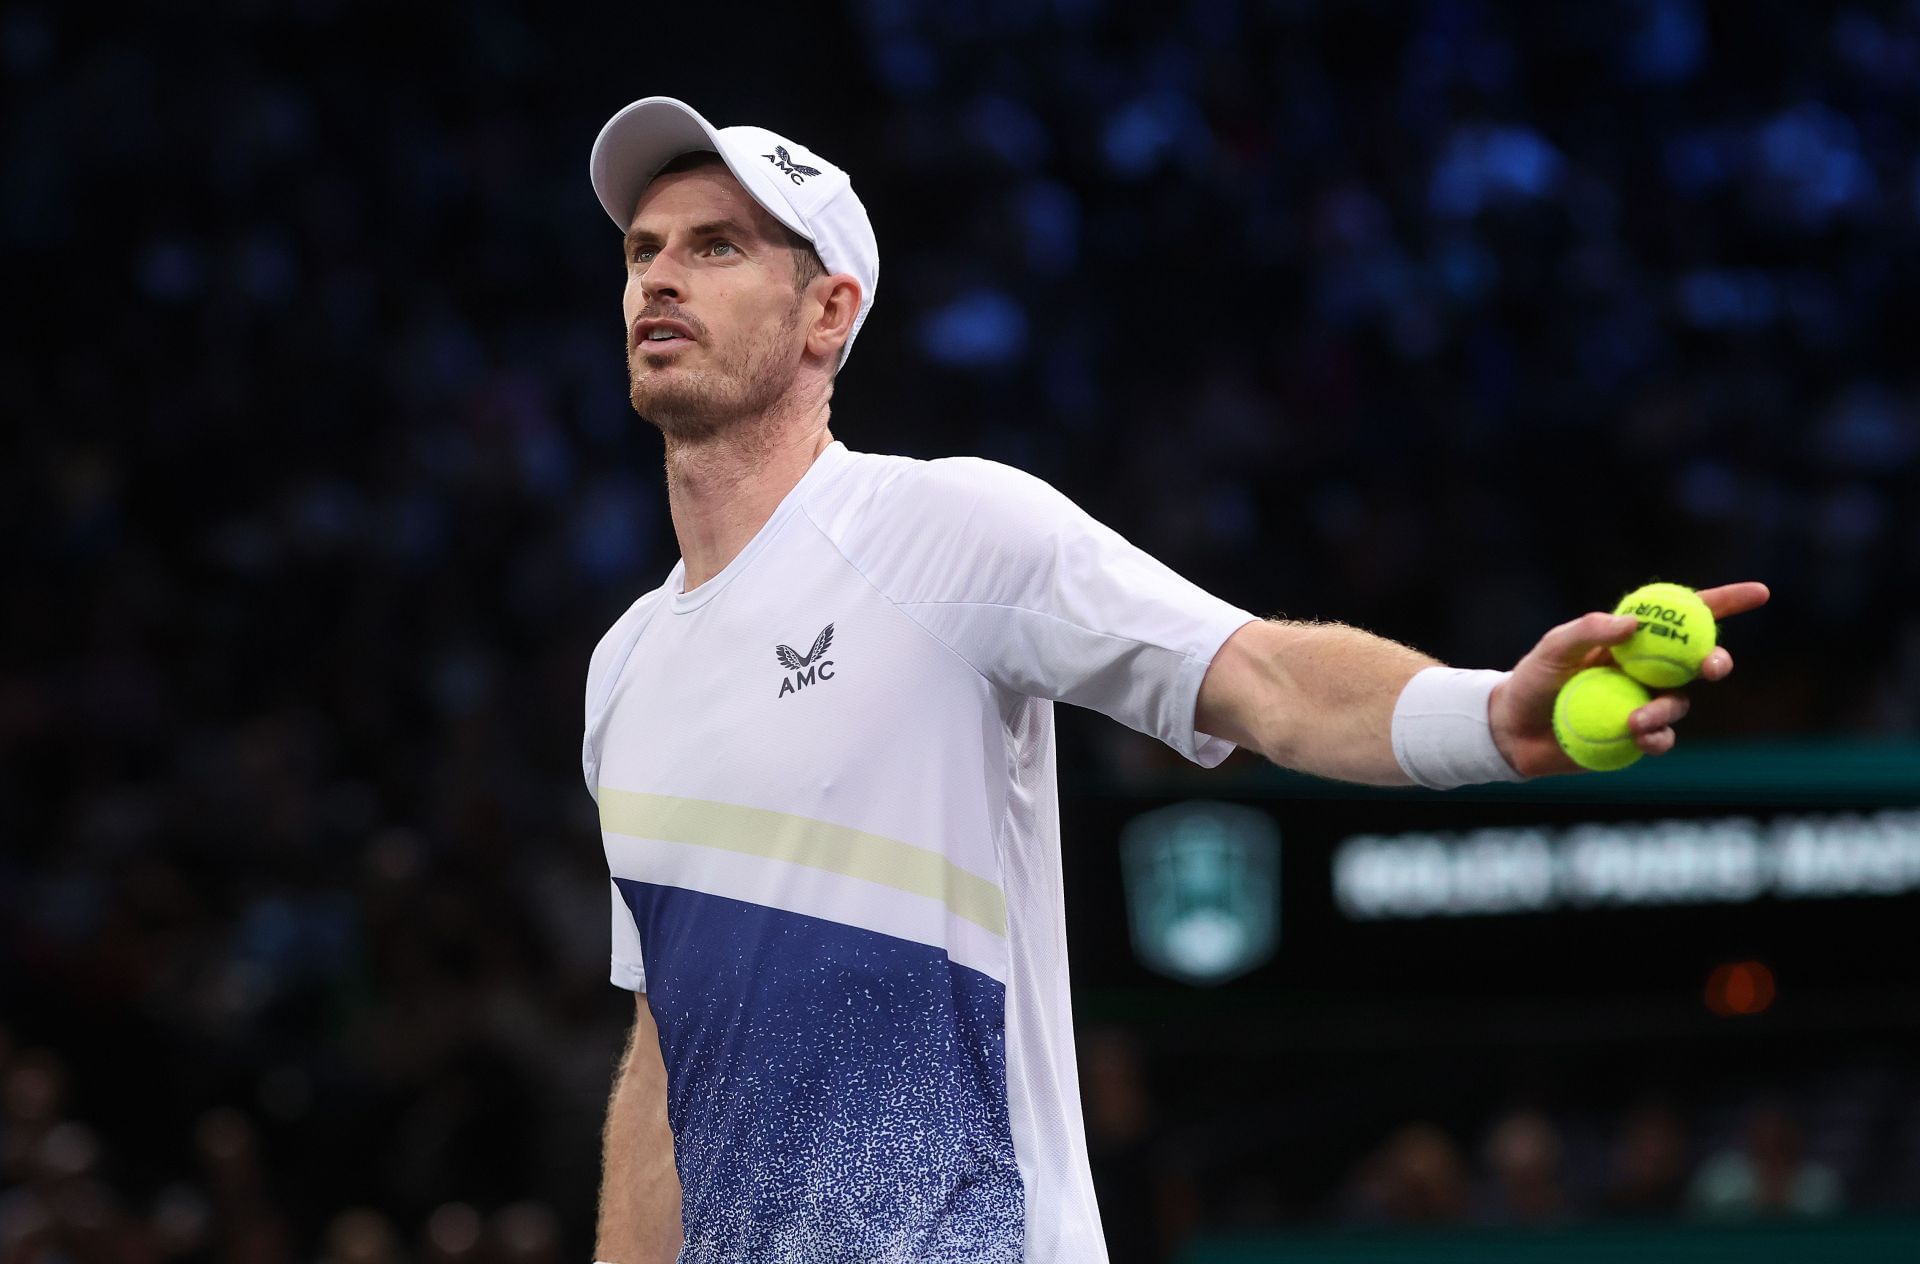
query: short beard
[{"left": 629, "top": 297, "right": 803, "bottom": 443}]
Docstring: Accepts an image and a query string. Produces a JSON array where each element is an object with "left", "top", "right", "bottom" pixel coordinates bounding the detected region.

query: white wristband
[{"left": 1391, "top": 666, "right": 1528, "bottom": 790}]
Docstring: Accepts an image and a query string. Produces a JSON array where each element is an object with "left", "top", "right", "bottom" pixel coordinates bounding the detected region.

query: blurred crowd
[
  {"left": 7, "top": 1019, "right": 1906, "bottom": 1264},
  {"left": 1075, "top": 1027, "right": 1910, "bottom": 1262},
  {"left": 5, "top": 0, "right": 1920, "bottom": 1260},
  {"left": 2, "top": 1026, "right": 572, "bottom": 1264}
]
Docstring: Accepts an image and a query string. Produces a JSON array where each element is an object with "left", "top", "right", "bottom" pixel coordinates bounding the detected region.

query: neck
[{"left": 662, "top": 394, "right": 834, "bottom": 591}]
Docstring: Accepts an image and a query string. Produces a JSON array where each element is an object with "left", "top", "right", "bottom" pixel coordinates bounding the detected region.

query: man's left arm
[{"left": 1195, "top": 583, "right": 1771, "bottom": 786}]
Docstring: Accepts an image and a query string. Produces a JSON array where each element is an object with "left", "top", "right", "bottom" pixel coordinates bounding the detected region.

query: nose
[{"left": 639, "top": 250, "right": 687, "bottom": 304}]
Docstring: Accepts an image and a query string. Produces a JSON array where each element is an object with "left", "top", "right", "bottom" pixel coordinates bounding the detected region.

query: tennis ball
[
  {"left": 1553, "top": 666, "right": 1651, "bottom": 772},
  {"left": 1611, "top": 582, "right": 1717, "bottom": 687}
]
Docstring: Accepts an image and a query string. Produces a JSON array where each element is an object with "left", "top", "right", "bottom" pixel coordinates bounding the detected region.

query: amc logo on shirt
[{"left": 774, "top": 623, "right": 837, "bottom": 698}]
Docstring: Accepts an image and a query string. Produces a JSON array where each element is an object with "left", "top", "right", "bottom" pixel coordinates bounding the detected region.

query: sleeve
[
  {"left": 584, "top": 591, "right": 667, "bottom": 991},
  {"left": 581, "top": 590, "right": 666, "bottom": 802},
  {"left": 829, "top": 457, "right": 1259, "bottom": 766},
  {"left": 609, "top": 879, "right": 647, "bottom": 993}
]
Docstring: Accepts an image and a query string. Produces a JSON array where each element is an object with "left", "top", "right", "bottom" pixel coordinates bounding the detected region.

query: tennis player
[{"left": 578, "top": 97, "right": 1769, "bottom": 1264}]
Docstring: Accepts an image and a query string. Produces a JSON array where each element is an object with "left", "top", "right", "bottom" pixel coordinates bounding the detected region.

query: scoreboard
[{"left": 1066, "top": 741, "right": 1920, "bottom": 1018}]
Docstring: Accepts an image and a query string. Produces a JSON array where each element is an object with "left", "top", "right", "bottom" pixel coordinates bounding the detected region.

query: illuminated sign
[
  {"left": 1334, "top": 809, "right": 1920, "bottom": 920},
  {"left": 1121, "top": 802, "right": 1280, "bottom": 985}
]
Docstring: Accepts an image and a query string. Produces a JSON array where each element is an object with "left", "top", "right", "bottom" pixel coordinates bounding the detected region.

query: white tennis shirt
[{"left": 581, "top": 441, "right": 1255, "bottom": 1263}]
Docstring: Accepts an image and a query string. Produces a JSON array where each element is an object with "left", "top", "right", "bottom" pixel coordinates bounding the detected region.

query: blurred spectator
[
  {"left": 1477, "top": 1108, "right": 1570, "bottom": 1224},
  {"left": 321, "top": 1208, "right": 403, "bottom": 1264},
  {"left": 1081, "top": 1028, "right": 1193, "bottom": 1262},
  {"left": 1, "top": 1049, "right": 67, "bottom": 1187},
  {"left": 150, "top": 1183, "right": 214, "bottom": 1262},
  {"left": 194, "top": 1108, "right": 290, "bottom": 1264},
  {"left": 1689, "top": 1104, "right": 1844, "bottom": 1219},
  {"left": 1341, "top": 1123, "right": 1471, "bottom": 1226},
  {"left": 489, "top": 1201, "right": 562, "bottom": 1264},
  {"left": 420, "top": 1202, "right": 483, "bottom": 1264},
  {"left": 1601, "top": 1100, "right": 1692, "bottom": 1218}
]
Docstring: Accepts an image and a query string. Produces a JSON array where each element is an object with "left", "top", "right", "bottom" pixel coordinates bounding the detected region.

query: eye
[
  {"left": 708, "top": 240, "right": 736, "bottom": 256},
  {"left": 629, "top": 246, "right": 655, "bottom": 266}
]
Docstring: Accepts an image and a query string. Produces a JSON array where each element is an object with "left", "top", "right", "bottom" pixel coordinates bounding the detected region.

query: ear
[{"left": 805, "top": 274, "right": 862, "bottom": 363}]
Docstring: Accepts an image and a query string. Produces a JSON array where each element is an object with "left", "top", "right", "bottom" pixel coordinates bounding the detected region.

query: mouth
[{"left": 633, "top": 318, "right": 697, "bottom": 353}]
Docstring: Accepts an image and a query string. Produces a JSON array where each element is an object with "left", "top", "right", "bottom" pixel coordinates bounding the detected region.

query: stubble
[{"left": 628, "top": 296, "right": 804, "bottom": 445}]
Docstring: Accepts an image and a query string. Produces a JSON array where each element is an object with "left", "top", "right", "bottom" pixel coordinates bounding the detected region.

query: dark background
[{"left": 4, "top": 0, "right": 1919, "bottom": 1260}]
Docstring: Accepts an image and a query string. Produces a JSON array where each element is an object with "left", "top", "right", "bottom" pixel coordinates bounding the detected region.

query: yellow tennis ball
[
  {"left": 1611, "top": 582, "right": 1717, "bottom": 688},
  {"left": 1553, "top": 666, "right": 1651, "bottom": 772}
]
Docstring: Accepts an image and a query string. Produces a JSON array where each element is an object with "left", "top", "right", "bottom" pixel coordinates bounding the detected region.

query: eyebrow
[{"left": 624, "top": 219, "right": 756, "bottom": 254}]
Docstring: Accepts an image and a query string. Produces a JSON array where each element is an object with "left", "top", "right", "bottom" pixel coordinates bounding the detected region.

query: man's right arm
[{"left": 596, "top": 993, "right": 680, "bottom": 1264}]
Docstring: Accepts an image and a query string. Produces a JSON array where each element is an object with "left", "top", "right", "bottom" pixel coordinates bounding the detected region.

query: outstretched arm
[
  {"left": 1195, "top": 619, "right": 1439, "bottom": 785},
  {"left": 1194, "top": 583, "right": 1771, "bottom": 785}
]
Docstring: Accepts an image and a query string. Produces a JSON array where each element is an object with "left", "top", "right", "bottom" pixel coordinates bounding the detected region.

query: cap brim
[
  {"left": 589, "top": 96, "right": 811, "bottom": 242},
  {"left": 590, "top": 97, "right": 724, "bottom": 231}
]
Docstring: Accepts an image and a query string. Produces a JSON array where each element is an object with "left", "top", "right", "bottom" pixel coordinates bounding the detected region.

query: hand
[{"left": 1488, "top": 582, "right": 1772, "bottom": 777}]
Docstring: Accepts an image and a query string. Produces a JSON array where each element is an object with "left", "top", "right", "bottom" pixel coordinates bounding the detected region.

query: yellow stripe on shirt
[{"left": 598, "top": 787, "right": 1008, "bottom": 937}]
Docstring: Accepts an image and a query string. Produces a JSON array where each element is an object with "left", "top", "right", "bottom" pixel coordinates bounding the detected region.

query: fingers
[
  {"left": 1697, "top": 581, "right": 1771, "bottom": 620},
  {"left": 1636, "top": 727, "right": 1677, "bottom": 756},
  {"left": 1511, "top": 595, "right": 1751, "bottom": 772},
  {"left": 1694, "top": 586, "right": 1752, "bottom": 682},
  {"left": 1538, "top": 582, "right": 1764, "bottom": 677},
  {"left": 1630, "top": 692, "right": 1690, "bottom": 754},
  {"left": 1577, "top": 644, "right": 1618, "bottom": 672},
  {"left": 1532, "top": 612, "right": 1641, "bottom": 673},
  {"left": 1536, "top": 610, "right": 1741, "bottom": 690},
  {"left": 1632, "top": 693, "right": 1691, "bottom": 732}
]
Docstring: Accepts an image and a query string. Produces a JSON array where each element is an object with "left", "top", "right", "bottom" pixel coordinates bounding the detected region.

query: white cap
[{"left": 590, "top": 96, "right": 879, "bottom": 367}]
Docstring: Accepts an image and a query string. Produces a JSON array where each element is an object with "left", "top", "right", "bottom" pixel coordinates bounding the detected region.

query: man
[{"left": 578, "top": 97, "right": 1768, "bottom": 1264}]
